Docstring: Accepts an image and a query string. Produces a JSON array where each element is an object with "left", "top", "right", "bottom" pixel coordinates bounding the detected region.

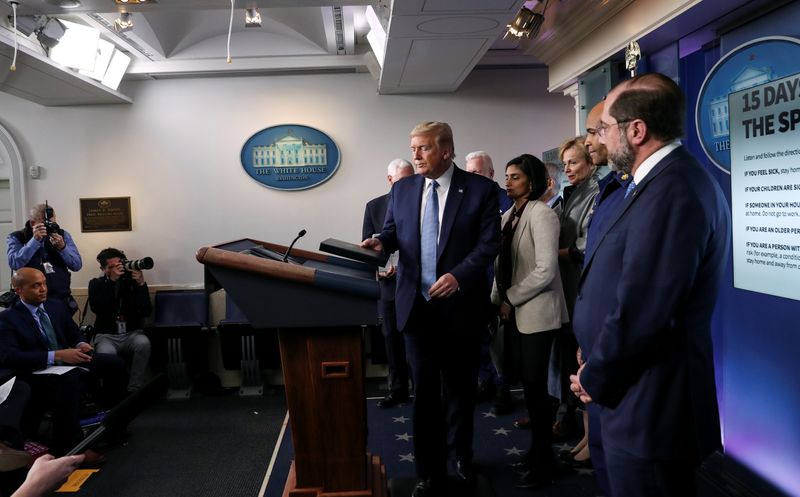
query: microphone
[{"left": 283, "top": 229, "right": 307, "bottom": 263}]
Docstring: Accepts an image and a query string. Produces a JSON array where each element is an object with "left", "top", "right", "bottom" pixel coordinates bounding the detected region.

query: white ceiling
[{"left": 0, "top": 0, "right": 777, "bottom": 105}]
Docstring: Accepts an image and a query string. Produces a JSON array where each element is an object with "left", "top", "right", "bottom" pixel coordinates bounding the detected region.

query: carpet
[{"left": 262, "top": 391, "right": 602, "bottom": 497}]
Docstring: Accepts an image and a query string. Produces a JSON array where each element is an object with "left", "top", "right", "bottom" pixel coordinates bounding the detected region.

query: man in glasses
[{"left": 570, "top": 73, "right": 731, "bottom": 497}]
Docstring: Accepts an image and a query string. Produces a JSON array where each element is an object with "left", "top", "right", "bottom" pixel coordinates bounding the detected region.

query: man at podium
[{"left": 363, "top": 121, "right": 500, "bottom": 497}]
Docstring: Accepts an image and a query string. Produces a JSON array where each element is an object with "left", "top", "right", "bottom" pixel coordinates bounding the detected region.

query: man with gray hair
[
  {"left": 362, "top": 158, "right": 414, "bottom": 408},
  {"left": 540, "top": 162, "right": 564, "bottom": 217},
  {"left": 465, "top": 151, "right": 513, "bottom": 416},
  {"left": 7, "top": 204, "right": 82, "bottom": 314}
]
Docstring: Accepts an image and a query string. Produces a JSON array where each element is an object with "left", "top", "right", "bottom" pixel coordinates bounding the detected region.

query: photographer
[
  {"left": 7, "top": 204, "right": 82, "bottom": 313},
  {"left": 88, "top": 248, "right": 152, "bottom": 393}
]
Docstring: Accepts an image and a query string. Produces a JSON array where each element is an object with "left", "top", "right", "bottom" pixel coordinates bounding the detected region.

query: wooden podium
[{"left": 197, "top": 239, "right": 387, "bottom": 497}]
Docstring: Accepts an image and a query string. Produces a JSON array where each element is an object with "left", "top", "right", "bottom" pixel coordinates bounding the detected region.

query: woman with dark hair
[{"left": 491, "top": 154, "right": 568, "bottom": 489}]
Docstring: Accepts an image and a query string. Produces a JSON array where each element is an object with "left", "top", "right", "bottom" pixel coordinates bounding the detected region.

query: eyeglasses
[{"left": 597, "top": 119, "right": 633, "bottom": 137}]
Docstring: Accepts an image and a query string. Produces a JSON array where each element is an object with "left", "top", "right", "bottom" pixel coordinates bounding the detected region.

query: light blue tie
[
  {"left": 420, "top": 180, "right": 439, "bottom": 300},
  {"left": 624, "top": 180, "right": 636, "bottom": 199},
  {"left": 37, "top": 307, "right": 60, "bottom": 350}
]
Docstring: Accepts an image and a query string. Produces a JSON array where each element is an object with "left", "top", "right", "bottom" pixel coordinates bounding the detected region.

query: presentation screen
[{"left": 729, "top": 72, "right": 800, "bottom": 301}]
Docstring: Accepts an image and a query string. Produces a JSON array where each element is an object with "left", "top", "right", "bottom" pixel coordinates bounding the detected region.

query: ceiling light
[
  {"left": 245, "top": 8, "right": 261, "bottom": 28},
  {"left": 114, "top": 12, "right": 133, "bottom": 32},
  {"left": 114, "top": 0, "right": 155, "bottom": 4},
  {"left": 505, "top": 0, "right": 548, "bottom": 40}
]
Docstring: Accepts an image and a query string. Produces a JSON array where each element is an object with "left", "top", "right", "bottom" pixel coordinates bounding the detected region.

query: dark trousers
[
  {"left": 0, "top": 380, "right": 30, "bottom": 449},
  {"left": 403, "top": 298, "right": 480, "bottom": 480},
  {"left": 604, "top": 444, "right": 697, "bottom": 497},
  {"left": 380, "top": 299, "right": 409, "bottom": 395},
  {"left": 519, "top": 329, "right": 555, "bottom": 469},
  {"left": 587, "top": 403, "right": 611, "bottom": 495},
  {"left": 23, "top": 352, "right": 127, "bottom": 455}
]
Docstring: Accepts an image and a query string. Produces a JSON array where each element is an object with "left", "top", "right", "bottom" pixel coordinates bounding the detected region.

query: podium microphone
[{"left": 283, "top": 229, "right": 307, "bottom": 263}]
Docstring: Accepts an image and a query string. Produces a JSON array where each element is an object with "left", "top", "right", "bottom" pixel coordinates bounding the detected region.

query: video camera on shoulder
[{"left": 43, "top": 201, "right": 61, "bottom": 235}]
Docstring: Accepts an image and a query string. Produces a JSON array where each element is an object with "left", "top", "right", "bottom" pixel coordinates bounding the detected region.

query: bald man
[
  {"left": 0, "top": 268, "right": 126, "bottom": 458},
  {"left": 584, "top": 101, "right": 632, "bottom": 256}
]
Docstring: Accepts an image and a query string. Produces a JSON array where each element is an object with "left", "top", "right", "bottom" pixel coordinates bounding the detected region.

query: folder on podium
[{"left": 197, "top": 238, "right": 387, "bottom": 497}]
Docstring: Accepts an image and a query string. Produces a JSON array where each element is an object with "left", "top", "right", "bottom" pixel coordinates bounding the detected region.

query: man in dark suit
[
  {"left": 0, "top": 268, "right": 127, "bottom": 458},
  {"left": 570, "top": 73, "right": 731, "bottom": 497},
  {"left": 464, "top": 150, "right": 513, "bottom": 415},
  {"left": 362, "top": 158, "right": 414, "bottom": 408},
  {"left": 362, "top": 122, "right": 500, "bottom": 497}
]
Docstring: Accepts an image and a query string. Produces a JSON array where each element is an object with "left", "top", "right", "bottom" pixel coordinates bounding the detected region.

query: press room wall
[{"left": 0, "top": 67, "right": 574, "bottom": 289}]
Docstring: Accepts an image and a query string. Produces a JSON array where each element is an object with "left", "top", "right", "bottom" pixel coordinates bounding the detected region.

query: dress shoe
[
  {"left": 514, "top": 417, "right": 531, "bottom": 429},
  {"left": 411, "top": 478, "right": 445, "bottom": 497},
  {"left": 516, "top": 468, "right": 555, "bottom": 490},
  {"left": 490, "top": 385, "right": 513, "bottom": 415},
  {"left": 0, "top": 442, "right": 32, "bottom": 471},
  {"left": 455, "top": 459, "right": 475, "bottom": 483},
  {"left": 377, "top": 391, "right": 409, "bottom": 408},
  {"left": 80, "top": 449, "right": 107, "bottom": 468}
]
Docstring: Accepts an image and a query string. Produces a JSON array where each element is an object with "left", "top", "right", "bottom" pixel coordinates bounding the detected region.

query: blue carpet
[{"left": 263, "top": 392, "right": 602, "bottom": 497}]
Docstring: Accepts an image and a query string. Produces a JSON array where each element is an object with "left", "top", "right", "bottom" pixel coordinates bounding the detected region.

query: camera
[
  {"left": 122, "top": 257, "right": 154, "bottom": 271},
  {"left": 43, "top": 201, "right": 61, "bottom": 235}
]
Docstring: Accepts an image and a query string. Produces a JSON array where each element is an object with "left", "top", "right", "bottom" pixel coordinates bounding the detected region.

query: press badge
[
  {"left": 42, "top": 262, "right": 55, "bottom": 274},
  {"left": 116, "top": 320, "right": 127, "bottom": 334}
]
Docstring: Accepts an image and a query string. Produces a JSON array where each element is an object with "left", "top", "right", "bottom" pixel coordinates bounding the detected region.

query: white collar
[
  {"left": 633, "top": 140, "right": 681, "bottom": 185},
  {"left": 425, "top": 162, "right": 454, "bottom": 193}
]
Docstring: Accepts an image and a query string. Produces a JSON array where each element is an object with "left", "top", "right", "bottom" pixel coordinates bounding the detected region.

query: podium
[{"left": 197, "top": 238, "right": 387, "bottom": 497}]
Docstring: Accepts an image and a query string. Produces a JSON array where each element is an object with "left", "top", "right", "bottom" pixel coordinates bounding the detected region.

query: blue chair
[
  {"left": 147, "top": 290, "right": 209, "bottom": 399},
  {"left": 218, "top": 293, "right": 280, "bottom": 396}
]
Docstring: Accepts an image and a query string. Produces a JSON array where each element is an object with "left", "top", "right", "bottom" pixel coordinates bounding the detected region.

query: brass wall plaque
[{"left": 80, "top": 197, "right": 132, "bottom": 232}]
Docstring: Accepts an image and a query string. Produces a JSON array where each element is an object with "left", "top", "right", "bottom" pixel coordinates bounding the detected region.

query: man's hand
[
  {"left": 361, "top": 238, "right": 384, "bottom": 252},
  {"left": 107, "top": 262, "right": 126, "bottom": 282},
  {"left": 48, "top": 233, "right": 66, "bottom": 250},
  {"left": 378, "top": 265, "right": 397, "bottom": 279},
  {"left": 54, "top": 348, "right": 92, "bottom": 365},
  {"left": 77, "top": 342, "right": 93, "bottom": 354},
  {"left": 32, "top": 223, "right": 48, "bottom": 242},
  {"left": 130, "top": 270, "right": 145, "bottom": 286},
  {"left": 11, "top": 454, "right": 84, "bottom": 497},
  {"left": 427, "top": 273, "right": 459, "bottom": 299},
  {"left": 569, "top": 363, "right": 592, "bottom": 404},
  {"left": 498, "top": 302, "right": 513, "bottom": 321}
]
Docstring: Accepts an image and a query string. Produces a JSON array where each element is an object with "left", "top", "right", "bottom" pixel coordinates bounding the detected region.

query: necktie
[
  {"left": 624, "top": 180, "right": 636, "bottom": 199},
  {"left": 420, "top": 180, "right": 439, "bottom": 300},
  {"left": 37, "top": 307, "right": 60, "bottom": 350}
]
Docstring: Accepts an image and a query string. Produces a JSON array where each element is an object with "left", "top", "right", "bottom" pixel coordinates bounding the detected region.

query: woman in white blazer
[{"left": 491, "top": 154, "right": 569, "bottom": 489}]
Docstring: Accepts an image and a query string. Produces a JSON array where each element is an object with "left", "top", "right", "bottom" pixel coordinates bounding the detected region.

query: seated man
[
  {"left": 89, "top": 248, "right": 152, "bottom": 393},
  {"left": 0, "top": 268, "right": 127, "bottom": 458}
]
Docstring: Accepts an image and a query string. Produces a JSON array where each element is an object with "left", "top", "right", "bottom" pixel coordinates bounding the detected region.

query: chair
[
  {"left": 218, "top": 293, "right": 280, "bottom": 396},
  {"left": 147, "top": 290, "right": 209, "bottom": 399}
]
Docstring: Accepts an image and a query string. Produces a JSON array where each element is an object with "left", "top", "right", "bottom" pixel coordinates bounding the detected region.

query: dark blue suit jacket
[
  {"left": 363, "top": 193, "right": 397, "bottom": 302},
  {"left": 378, "top": 166, "right": 500, "bottom": 331},
  {"left": 0, "top": 299, "right": 87, "bottom": 373},
  {"left": 573, "top": 146, "right": 731, "bottom": 461}
]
